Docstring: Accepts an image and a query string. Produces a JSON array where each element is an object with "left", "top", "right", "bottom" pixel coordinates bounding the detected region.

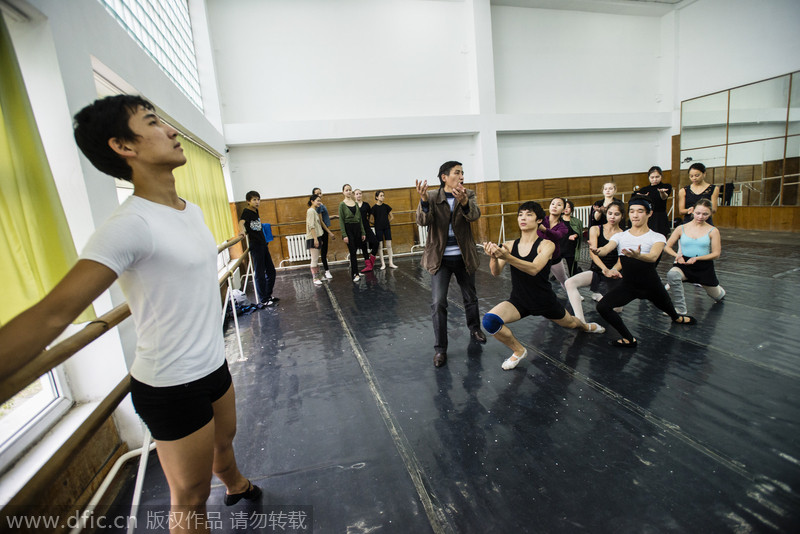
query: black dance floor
[{"left": 115, "top": 229, "right": 800, "bottom": 533}]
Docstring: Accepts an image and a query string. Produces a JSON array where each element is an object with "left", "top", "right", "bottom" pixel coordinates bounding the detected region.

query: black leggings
[
  {"left": 597, "top": 281, "right": 679, "bottom": 341},
  {"left": 318, "top": 232, "right": 329, "bottom": 271},
  {"left": 344, "top": 223, "right": 363, "bottom": 277},
  {"left": 359, "top": 228, "right": 379, "bottom": 258}
]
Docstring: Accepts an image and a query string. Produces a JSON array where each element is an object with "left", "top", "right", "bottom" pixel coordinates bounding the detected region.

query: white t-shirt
[
  {"left": 612, "top": 229, "right": 666, "bottom": 255},
  {"left": 80, "top": 196, "right": 224, "bottom": 387}
]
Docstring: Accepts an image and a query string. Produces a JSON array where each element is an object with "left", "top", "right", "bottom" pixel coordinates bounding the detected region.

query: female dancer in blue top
[
  {"left": 664, "top": 199, "right": 726, "bottom": 314},
  {"left": 591, "top": 198, "right": 696, "bottom": 347},
  {"left": 482, "top": 201, "right": 604, "bottom": 370}
]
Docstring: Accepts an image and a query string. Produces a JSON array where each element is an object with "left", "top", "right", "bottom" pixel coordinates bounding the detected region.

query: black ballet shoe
[
  {"left": 610, "top": 338, "right": 637, "bottom": 348},
  {"left": 224, "top": 480, "right": 262, "bottom": 506},
  {"left": 673, "top": 315, "right": 697, "bottom": 325}
]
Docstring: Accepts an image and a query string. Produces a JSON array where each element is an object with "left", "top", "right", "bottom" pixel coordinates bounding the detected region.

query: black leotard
[{"left": 507, "top": 237, "right": 565, "bottom": 320}]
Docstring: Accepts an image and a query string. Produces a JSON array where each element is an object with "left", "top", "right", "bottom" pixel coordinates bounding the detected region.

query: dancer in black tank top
[
  {"left": 564, "top": 201, "right": 625, "bottom": 323},
  {"left": 481, "top": 201, "right": 605, "bottom": 371}
]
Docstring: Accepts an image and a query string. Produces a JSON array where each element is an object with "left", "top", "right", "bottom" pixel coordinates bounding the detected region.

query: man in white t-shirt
[{"left": 0, "top": 95, "right": 260, "bottom": 528}]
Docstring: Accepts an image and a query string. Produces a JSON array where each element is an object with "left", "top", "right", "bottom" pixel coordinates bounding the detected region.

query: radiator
[
  {"left": 411, "top": 225, "right": 428, "bottom": 252},
  {"left": 573, "top": 205, "right": 592, "bottom": 228},
  {"left": 279, "top": 234, "right": 311, "bottom": 267}
]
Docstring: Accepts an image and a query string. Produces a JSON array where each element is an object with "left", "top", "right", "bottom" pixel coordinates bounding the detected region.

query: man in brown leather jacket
[{"left": 416, "top": 161, "right": 486, "bottom": 368}]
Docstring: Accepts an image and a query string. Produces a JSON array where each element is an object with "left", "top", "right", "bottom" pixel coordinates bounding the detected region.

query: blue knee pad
[{"left": 482, "top": 313, "right": 504, "bottom": 335}]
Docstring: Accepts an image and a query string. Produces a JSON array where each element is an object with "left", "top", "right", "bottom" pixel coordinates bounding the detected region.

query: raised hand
[
  {"left": 415, "top": 179, "right": 429, "bottom": 204},
  {"left": 452, "top": 183, "right": 468, "bottom": 206}
]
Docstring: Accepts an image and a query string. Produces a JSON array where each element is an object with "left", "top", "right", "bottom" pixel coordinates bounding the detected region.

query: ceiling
[{"left": 490, "top": 0, "right": 692, "bottom": 17}]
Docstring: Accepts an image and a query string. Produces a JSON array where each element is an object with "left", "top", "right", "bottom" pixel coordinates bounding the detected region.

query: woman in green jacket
[{"left": 339, "top": 184, "right": 366, "bottom": 282}]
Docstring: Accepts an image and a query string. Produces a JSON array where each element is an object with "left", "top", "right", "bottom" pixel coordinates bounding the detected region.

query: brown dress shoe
[
  {"left": 433, "top": 352, "right": 447, "bottom": 367},
  {"left": 471, "top": 329, "right": 487, "bottom": 344}
]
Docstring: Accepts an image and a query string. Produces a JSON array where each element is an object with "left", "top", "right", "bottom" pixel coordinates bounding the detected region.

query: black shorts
[
  {"left": 374, "top": 227, "right": 392, "bottom": 242},
  {"left": 507, "top": 294, "right": 567, "bottom": 321},
  {"left": 130, "top": 361, "right": 232, "bottom": 441},
  {"left": 306, "top": 238, "right": 320, "bottom": 249}
]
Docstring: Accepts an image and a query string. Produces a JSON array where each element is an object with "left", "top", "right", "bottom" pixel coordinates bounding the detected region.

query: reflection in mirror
[
  {"left": 789, "top": 73, "right": 800, "bottom": 136},
  {"left": 783, "top": 135, "right": 799, "bottom": 206},
  {"left": 681, "top": 92, "right": 728, "bottom": 150},
  {"left": 680, "top": 146, "right": 726, "bottom": 170},
  {"left": 728, "top": 75, "right": 790, "bottom": 144},
  {"left": 726, "top": 138, "right": 786, "bottom": 207}
]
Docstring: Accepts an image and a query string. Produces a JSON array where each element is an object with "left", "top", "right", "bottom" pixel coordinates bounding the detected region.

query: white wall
[
  {"left": 498, "top": 130, "right": 666, "bottom": 180},
  {"left": 492, "top": 6, "right": 666, "bottom": 114},
  {"left": 676, "top": 0, "right": 800, "bottom": 102},
  {"left": 209, "top": 0, "right": 473, "bottom": 124},
  {"left": 229, "top": 135, "right": 477, "bottom": 200}
]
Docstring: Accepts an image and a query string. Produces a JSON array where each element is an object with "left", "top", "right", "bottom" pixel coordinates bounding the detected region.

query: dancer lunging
[
  {"left": 591, "top": 199, "right": 696, "bottom": 348},
  {"left": 482, "top": 201, "right": 604, "bottom": 371},
  {"left": 664, "top": 199, "right": 725, "bottom": 314}
]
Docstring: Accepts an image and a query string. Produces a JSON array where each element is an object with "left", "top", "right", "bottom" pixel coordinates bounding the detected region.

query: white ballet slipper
[
  {"left": 502, "top": 349, "right": 527, "bottom": 370},
  {"left": 586, "top": 322, "right": 605, "bottom": 334}
]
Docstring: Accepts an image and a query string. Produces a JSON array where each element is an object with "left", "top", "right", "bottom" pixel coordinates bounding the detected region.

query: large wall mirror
[{"left": 680, "top": 71, "right": 799, "bottom": 207}]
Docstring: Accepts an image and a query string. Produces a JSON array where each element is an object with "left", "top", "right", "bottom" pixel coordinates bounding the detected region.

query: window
[
  {"left": 99, "top": 0, "right": 203, "bottom": 110},
  {"left": 0, "top": 371, "right": 72, "bottom": 472}
]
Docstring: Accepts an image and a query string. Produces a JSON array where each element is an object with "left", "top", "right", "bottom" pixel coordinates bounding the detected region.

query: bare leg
[
  {"left": 387, "top": 240, "right": 397, "bottom": 268},
  {"left": 210, "top": 384, "right": 249, "bottom": 494},
  {"left": 154, "top": 425, "right": 215, "bottom": 534},
  {"left": 551, "top": 309, "right": 604, "bottom": 333},
  {"left": 378, "top": 242, "right": 386, "bottom": 269},
  {"left": 484, "top": 302, "right": 525, "bottom": 368}
]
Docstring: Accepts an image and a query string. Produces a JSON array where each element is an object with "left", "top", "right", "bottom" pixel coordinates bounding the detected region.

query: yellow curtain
[
  {"left": 0, "top": 15, "right": 91, "bottom": 326},
  {"left": 173, "top": 135, "right": 235, "bottom": 244}
]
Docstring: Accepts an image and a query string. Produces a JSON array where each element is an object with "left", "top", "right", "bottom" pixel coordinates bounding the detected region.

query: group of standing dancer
[
  {"left": 415, "top": 161, "right": 728, "bottom": 371},
  {"left": 303, "top": 185, "right": 398, "bottom": 285}
]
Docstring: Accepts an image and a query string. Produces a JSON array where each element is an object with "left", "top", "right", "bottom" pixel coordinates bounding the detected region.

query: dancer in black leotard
[
  {"left": 565, "top": 201, "right": 625, "bottom": 323},
  {"left": 679, "top": 162, "right": 719, "bottom": 225},
  {"left": 633, "top": 165, "right": 672, "bottom": 236},
  {"left": 590, "top": 182, "right": 621, "bottom": 228},
  {"left": 591, "top": 198, "right": 696, "bottom": 348},
  {"left": 481, "top": 201, "right": 604, "bottom": 370},
  {"left": 354, "top": 188, "right": 379, "bottom": 272}
]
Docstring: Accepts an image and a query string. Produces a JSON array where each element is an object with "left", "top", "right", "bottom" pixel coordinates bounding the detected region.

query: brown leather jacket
[{"left": 416, "top": 187, "right": 481, "bottom": 274}]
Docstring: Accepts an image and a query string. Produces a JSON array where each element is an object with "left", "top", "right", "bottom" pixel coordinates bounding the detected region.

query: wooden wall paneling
[
  {"left": 543, "top": 178, "right": 569, "bottom": 200},
  {"left": 612, "top": 173, "right": 636, "bottom": 195},
  {"left": 770, "top": 207, "right": 795, "bottom": 231},
  {"left": 782, "top": 184, "right": 799, "bottom": 207},
  {"left": 782, "top": 156, "right": 799, "bottom": 206},
  {"left": 590, "top": 175, "right": 614, "bottom": 196},
  {"left": 713, "top": 206, "right": 736, "bottom": 228},
  {"left": 500, "top": 180, "right": 520, "bottom": 206},
  {"left": 519, "top": 179, "right": 544, "bottom": 202},
  {"left": 567, "top": 176, "right": 592, "bottom": 200},
  {"left": 479, "top": 181, "right": 502, "bottom": 245},
  {"left": 672, "top": 135, "right": 681, "bottom": 182}
]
